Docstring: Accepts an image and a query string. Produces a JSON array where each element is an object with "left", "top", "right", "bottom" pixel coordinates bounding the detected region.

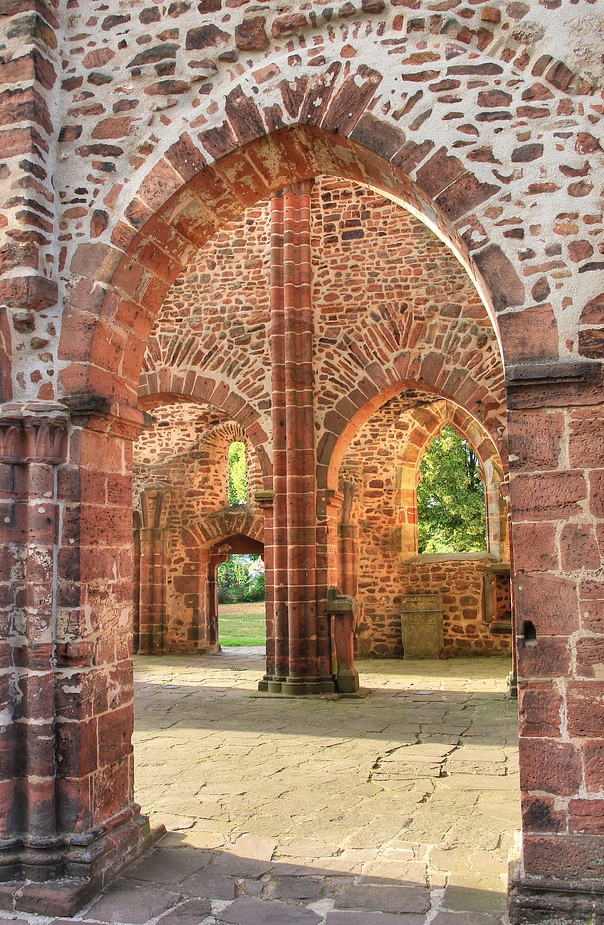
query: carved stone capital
[
  {"left": 0, "top": 402, "right": 68, "bottom": 465},
  {"left": 138, "top": 484, "right": 170, "bottom": 530}
]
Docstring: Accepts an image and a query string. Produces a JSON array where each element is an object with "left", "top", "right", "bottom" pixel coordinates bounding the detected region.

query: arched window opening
[
  {"left": 217, "top": 554, "right": 266, "bottom": 646},
  {"left": 417, "top": 424, "right": 486, "bottom": 554},
  {"left": 228, "top": 440, "right": 248, "bottom": 504}
]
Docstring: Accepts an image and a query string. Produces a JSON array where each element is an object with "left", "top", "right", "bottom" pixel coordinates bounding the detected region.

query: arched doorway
[
  {"left": 1, "top": 10, "right": 602, "bottom": 917},
  {"left": 208, "top": 534, "right": 265, "bottom": 653}
]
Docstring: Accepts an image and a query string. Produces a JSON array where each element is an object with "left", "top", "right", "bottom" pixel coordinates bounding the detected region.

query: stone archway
[
  {"left": 133, "top": 403, "right": 266, "bottom": 656},
  {"left": 1, "top": 5, "right": 603, "bottom": 918},
  {"left": 205, "top": 532, "right": 265, "bottom": 655}
]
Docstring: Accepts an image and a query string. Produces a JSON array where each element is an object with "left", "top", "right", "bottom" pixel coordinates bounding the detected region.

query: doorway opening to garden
[{"left": 213, "top": 544, "right": 266, "bottom": 651}]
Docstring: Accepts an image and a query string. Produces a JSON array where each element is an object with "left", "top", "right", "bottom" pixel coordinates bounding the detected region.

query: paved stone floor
[{"left": 5, "top": 651, "right": 520, "bottom": 925}]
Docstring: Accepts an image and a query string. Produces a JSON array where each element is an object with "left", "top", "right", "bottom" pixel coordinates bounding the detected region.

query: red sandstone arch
[
  {"left": 402, "top": 402, "right": 507, "bottom": 560},
  {"left": 188, "top": 508, "right": 264, "bottom": 550},
  {"left": 330, "top": 387, "right": 506, "bottom": 559},
  {"left": 194, "top": 421, "right": 264, "bottom": 500},
  {"left": 138, "top": 369, "right": 271, "bottom": 484},
  {"left": 321, "top": 377, "right": 506, "bottom": 492},
  {"left": 61, "top": 125, "right": 524, "bottom": 410},
  {"left": 405, "top": 403, "right": 504, "bottom": 482}
]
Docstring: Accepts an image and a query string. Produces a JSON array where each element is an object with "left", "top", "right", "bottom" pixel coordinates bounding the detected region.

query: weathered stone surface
[
  {"left": 84, "top": 884, "right": 182, "bottom": 924},
  {"left": 2, "top": 4, "right": 604, "bottom": 918},
  {"left": 216, "top": 897, "right": 322, "bottom": 924},
  {"left": 125, "top": 847, "right": 212, "bottom": 884},
  {"left": 335, "top": 884, "right": 430, "bottom": 914}
]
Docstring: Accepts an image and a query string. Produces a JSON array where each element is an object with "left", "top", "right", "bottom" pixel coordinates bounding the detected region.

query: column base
[
  {"left": 335, "top": 666, "right": 359, "bottom": 694},
  {"left": 509, "top": 863, "right": 604, "bottom": 924},
  {"left": 258, "top": 675, "right": 336, "bottom": 695},
  {"left": 0, "top": 805, "right": 162, "bottom": 916}
]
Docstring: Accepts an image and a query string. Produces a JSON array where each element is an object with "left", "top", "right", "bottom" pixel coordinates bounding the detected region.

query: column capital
[
  {"left": 0, "top": 401, "right": 68, "bottom": 464},
  {"left": 64, "top": 393, "right": 151, "bottom": 440},
  {"left": 270, "top": 178, "right": 315, "bottom": 202},
  {"left": 254, "top": 489, "right": 274, "bottom": 509},
  {"left": 138, "top": 484, "right": 170, "bottom": 530}
]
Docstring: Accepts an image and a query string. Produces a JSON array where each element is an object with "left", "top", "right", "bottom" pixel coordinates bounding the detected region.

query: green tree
[
  {"left": 217, "top": 554, "right": 265, "bottom": 603},
  {"left": 417, "top": 424, "right": 486, "bottom": 554},
  {"left": 228, "top": 441, "right": 247, "bottom": 504}
]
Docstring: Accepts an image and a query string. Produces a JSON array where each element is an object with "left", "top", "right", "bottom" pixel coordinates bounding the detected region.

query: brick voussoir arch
[
  {"left": 319, "top": 374, "right": 506, "bottom": 491},
  {"left": 64, "top": 121, "right": 522, "bottom": 406},
  {"left": 404, "top": 403, "right": 505, "bottom": 483},
  {"left": 64, "top": 61, "right": 604, "bottom": 406},
  {"left": 138, "top": 367, "right": 272, "bottom": 484},
  {"left": 190, "top": 509, "right": 265, "bottom": 549},
  {"left": 397, "top": 401, "right": 506, "bottom": 557}
]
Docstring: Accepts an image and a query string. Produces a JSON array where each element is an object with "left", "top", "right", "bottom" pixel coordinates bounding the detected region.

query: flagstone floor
[{"left": 4, "top": 650, "right": 520, "bottom": 925}]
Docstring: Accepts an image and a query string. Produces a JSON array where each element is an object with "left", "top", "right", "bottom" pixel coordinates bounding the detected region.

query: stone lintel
[{"left": 506, "top": 358, "right": 604, "bottom": 409}]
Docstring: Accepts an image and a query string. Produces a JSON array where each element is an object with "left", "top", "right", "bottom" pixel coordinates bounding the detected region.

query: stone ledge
[
  {"left": 508, "top": 864, "right": 604, "bottom": 925},
  {"left": 506, "top": 359, "right": 604, "bottom": 409}
]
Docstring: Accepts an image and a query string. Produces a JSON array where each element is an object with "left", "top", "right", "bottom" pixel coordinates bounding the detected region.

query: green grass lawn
[{"left": 218, "top": 601, "right": 266, "bottom": 647}]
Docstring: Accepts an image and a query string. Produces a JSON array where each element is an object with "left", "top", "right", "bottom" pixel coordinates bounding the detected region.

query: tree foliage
[
  {"left": 217, "top": 554, "right": 265, "bottom": 603},
  {"left": 417, "top": 424, "right": 486, "bottom": 554},
  {"left": 228, "top": 441, "right": 247, "bottom": 504}
]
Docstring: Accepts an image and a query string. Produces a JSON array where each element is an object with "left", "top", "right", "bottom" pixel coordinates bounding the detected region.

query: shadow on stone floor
[
  {"left": 56, "top": 839, "right": 509, "bottom": 925},
  {"left": 117, "top": 655, "right": 518, "bottom": 925},
  {"left": 132, "top": 680, "right": 517, "bottom": 750}
]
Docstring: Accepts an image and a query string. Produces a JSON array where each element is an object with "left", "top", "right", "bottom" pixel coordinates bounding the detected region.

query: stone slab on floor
[
  {"left": 124, "top": 847, "right": 213, "bottom": 884},
  {"left": 334, "top": 884, "right": 431, "bottom": 915},
  {"left": 81, "top": 881, "right": 181, "bottom": 924},
  {"left": 269, "top": 876, "right": 327, "bottom": 901},
  {"left": 430, "top": 913, "right": 502, "bottom": 925},
  {"left": 216, "top": 897, "right": 323, "bottom": 924},
  {"left": 326, "top": 913, "right": 426, "bottom": 925}
]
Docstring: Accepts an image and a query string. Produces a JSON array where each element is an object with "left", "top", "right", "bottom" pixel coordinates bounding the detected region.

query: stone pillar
[
  {"left": 0, "top": 404, "right": 68, "bottom": 881},
  {"left": 396, "top": 463, "right": 418, "bottom": 559},
  {"left": 136, "top": 487, "right": 168, "bottom": 655},
  {"left": 260, "top": 182, "right": 333, "bottom": 695},
  {"left": 339, "top": 482, "right": 358, "bottom": 598},
  {"left": 203, "top": 549, "right": 228, "bottom": 654},
  {"left": 256, "top": 490, "right": 276, "bottom": 675},
  {"left": 485, "top": 472, "right": 509, "bottom": 562},
  {"left": 0, "top": 400, "right": 153, "bottom": 914},
  {"left": 506, "top": 361, "right": 604, "bottom": 924},
  {"left": 132, "top": 514, "right": 141, "bottom": 651},
  {"left": 317, "top": 488, "right": 342, "bottom": 600}
]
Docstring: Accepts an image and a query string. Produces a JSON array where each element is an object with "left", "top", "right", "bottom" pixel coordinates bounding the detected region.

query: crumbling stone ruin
[{"left": 0, "top": 1, "right": 603, "bottom": 921}]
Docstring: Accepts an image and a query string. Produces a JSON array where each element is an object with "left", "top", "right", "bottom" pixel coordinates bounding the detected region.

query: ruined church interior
[{"left": 1, "top": 0, "right": 604, "bottom": 922}]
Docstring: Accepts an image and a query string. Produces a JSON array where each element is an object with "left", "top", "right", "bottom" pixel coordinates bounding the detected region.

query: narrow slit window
[{"left": 228, "top": 441, "right": 248, "bottom": 504}]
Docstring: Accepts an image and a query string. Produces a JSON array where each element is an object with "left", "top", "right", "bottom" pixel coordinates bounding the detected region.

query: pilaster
[
  {"left": 136, "top": 486, "right": 169, "bottom": 655},
  {"left": 0, "top": 401, "right": 155, "bottom": 913}
]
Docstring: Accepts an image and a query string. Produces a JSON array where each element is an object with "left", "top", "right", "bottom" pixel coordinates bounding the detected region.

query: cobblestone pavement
[{"left": 4, "top": 651, "right": 520, "bottom": 925}]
